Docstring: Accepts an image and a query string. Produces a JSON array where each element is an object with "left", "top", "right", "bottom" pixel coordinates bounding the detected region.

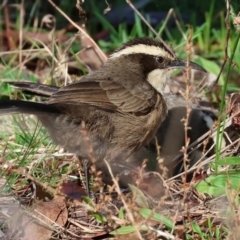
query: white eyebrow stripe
[{"left": 110, "top": 44, "right": 174, "bottom": 59}]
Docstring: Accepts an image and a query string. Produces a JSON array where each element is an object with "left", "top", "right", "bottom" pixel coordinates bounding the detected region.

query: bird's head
[{"left": 109, "top": 37, "right": 206, "bottom": 94}]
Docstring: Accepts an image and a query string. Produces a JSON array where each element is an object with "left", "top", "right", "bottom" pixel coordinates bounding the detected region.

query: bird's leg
[{"left": 82, "top": 158, "right": 91, "bottom": 197}]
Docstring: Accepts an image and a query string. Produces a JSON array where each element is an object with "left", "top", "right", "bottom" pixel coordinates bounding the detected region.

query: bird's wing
[
  {"left": 49, "top": 80, "right": 156, "bottom": 113},
  {"left": 48, "top": 81, "right": 118, "bottom": 110},
  {"left": 8, "top": 57, "right": 157, "bottom": 113}
]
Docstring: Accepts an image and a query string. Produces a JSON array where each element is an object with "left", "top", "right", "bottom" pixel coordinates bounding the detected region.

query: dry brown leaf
[
  {"left": 8, "top": 197, "right": 68, "bottom": 240},
  {"left": 75, "top": 33, "right": 106, "bottom": 71}
]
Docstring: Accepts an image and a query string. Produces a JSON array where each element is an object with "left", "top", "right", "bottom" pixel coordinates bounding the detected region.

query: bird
[
  {"left": 126, "top": 105, "right": 217, "bottom": 179},
  {"left": 0, "top": 37, "right": 206, "bottom": 193}
]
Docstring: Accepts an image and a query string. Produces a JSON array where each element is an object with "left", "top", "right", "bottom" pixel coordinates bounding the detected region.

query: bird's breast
[{"left": 141, "top": 101, "right": 167, "bottom": 146}]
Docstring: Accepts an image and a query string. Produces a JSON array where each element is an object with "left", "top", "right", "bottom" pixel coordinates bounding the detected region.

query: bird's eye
[{"left": 156, "top": 56, "right": 164, "bottom": 63}]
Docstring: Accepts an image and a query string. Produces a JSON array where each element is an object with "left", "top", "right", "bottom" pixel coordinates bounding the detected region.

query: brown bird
[
  {"left": 0, "top": 37, "right": 206, "bottom": 192},
  {"left": 127, "top": 106, "right": 217, "bottom": 179}
]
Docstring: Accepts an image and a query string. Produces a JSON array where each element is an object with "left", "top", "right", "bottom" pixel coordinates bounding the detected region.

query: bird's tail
[
  {"left": 0, "top": 100, "right": 60, "bottom": 115},
  {"left": 6, "top": 82, "right": 59, "bottom": 97}
]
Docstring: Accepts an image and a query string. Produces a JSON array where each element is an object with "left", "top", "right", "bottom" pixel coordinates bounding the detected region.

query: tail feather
[
  {"left": 7, "top": 82, "right": 59, "bottom": 97},
  {"left": 0, "top": 100, "right": 60, "bottom": 115}
]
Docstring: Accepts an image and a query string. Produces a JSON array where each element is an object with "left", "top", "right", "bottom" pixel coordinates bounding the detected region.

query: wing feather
[{"left": 49, "top": 73, "right": 156, "bottom": 113}]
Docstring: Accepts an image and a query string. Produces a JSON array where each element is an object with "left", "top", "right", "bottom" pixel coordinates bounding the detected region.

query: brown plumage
[
  {"left": 0, "top": 37, "right": 206, "bottom": 187},
  {"left": 127, "top": 106, "right": 217, "bottom": 179}
]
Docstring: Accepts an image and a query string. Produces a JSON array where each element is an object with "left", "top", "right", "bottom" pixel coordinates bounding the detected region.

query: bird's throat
[{"left": 147, "top": 69, "right": 173, "bottom": 94}]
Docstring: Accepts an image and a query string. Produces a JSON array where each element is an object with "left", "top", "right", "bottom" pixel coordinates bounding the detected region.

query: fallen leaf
[{"left": 8, "top": 197, "right": 68, "bottom": 240}]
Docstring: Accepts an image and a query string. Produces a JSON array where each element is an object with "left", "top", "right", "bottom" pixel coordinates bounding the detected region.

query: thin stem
[{"left": 215, "top": 31, "right": 240, "bottom": 166}]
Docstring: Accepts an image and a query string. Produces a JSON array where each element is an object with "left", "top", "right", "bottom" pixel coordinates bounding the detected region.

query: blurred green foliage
[{"left": 4, "top": 0, "right": 226, "bottom": 30}]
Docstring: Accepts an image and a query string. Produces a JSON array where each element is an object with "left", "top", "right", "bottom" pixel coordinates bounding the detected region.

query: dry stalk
[
  {"left": 47, "top": 0, "right": 107, "bottom": 63},
  {"left": 18, "top": 0, "right": 24, "bottom": 72},
  {"left": 172, "top": 10, "right": 187, "bottom": 41},
  {"left": 0, "top": 0, "right": 7, "bottom": 9},
  {"left": 24, "top": 207, "right": 82, "bottom": 238},
  {"left": 182, "top": 25, "right": 193, "bottom": 198},
  {"left": 3, "top": 2, "right": 25, "bottom": 74},
  {"left": 55, "top": 157, "right": 80, "bottom": 196},
  {"left": 125, "top": 0, "right": 175, "bottom": 57},
  {"left": 171, "top": 136, "right": 240, "bottom": 181},
  {"left": 158, "top": 8, "right": 174, "bottom": 35},
  {"left": 103, "top": 159, "right": 143, "bottom": 240},
  {"left": 78, "top": 121, "right": 101, "bottom": 194},
  {"left": 214, "top": 0, "right": 231, "bottom": 85},
  {"left": 149, "top": 225, "right": 175, "bottom": 239},
  {"left": 19, "top": 14, "right": 57, "bottom": 75},
  {"left": 168, "top": 106, "right": 240, "bottom": 182},
  {"left": 11, "top": 166, "right": 56, "bottom": 196},
  {"left": 154, "top": 136, "right": 169, "bottom": 180},
  {"left": 0, "top": 48, "right": 50, "bottom": 56}
]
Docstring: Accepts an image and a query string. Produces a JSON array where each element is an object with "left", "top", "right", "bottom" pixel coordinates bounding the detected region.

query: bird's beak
[{"left": 169, "top": 59, "right": 207, "bottom": 72}]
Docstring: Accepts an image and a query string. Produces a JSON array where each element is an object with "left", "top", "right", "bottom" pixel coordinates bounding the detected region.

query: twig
[
  {"left": 215, "top": 2, "right": 240, "bottom": 164},
  {"left": 47, "top": 0, "right": 107, "bottom": 63},
  {"left": 103, "top": 159, "right": 143, "bottom": 240},
  {"left": 213, "top": 0, "right": 231, "bottom": 85},
  {"left": 148, "top": 226, "right": 175, "bottom": 239},
  {"left": 158, "top": 8, "right": 174, "bottom": 36},
  {"left": 181, "top": 25, "right": 193, "bottom": 228},
  {"left": 168, "top": 110, "right": 239, "bottom": 178},
  {"left": 18, "top": 0, "right": 24, "bottom": 73},
  {"left": 0, "top": 0, "right": 8, "bottom": 9},
  {"left": 125, "top": 0, "right": 175, "bottom": 57},
  {"left": 169, "top": 137, "right": 240, "bottom": 181},
  {"left": 172, "top": 10, "right": 187, "bottom": 41}
]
